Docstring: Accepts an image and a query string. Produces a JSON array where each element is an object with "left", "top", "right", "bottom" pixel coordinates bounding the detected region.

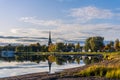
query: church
[{"left": 48, "top": 31, "right": 52, "bottom": 46}]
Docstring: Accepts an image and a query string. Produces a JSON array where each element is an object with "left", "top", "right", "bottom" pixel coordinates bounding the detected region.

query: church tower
[{"left": 48, "top": 31, "right": 52, "bottom": 45}]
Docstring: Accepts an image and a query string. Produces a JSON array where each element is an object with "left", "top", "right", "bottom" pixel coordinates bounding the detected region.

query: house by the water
[{"left": 0, "top": 51, "right": 15, "bottom": 58}]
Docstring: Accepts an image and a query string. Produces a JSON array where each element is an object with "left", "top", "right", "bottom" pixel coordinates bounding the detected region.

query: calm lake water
[{"left": 0, "top": 60, "right": 85, "bottom": 78}]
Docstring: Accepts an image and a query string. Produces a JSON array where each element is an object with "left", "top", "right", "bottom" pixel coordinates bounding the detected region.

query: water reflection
[
  {"left": 0, "top": 54, "right": 102, "bottom": 77},
  {"left": 0, "top": 60, "right": 85, "bottom": 78},
  {"left": 0, "top": 54, "right": 102, "bottom": 65}
]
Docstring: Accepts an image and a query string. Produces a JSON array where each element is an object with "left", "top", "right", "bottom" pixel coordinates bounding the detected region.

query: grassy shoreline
[{"left": 71, "top": 52, "right": 120, "bottom": 79}]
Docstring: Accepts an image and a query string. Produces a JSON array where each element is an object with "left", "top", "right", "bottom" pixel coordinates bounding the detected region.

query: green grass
[
  {"left": 73, "top": 52, "right": 120, "bottom": 79},
  {"left": 74, "top": 65, "right": 120, "bottom": 79},
  {"left": 106, "top": 68, "right": 120, "bottom": 78}
]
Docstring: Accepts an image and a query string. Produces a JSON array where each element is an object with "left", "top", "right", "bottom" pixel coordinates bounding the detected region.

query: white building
[{"left": 1, "top": 51, "right": 15, "bottom": 57}]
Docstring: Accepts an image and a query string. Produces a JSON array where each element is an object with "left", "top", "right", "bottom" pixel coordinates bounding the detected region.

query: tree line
[
  {"left": 0, "top": 36, "right": 120, "bottom": 52},
  {"left": 84, "top": 36, "right": 120, "bottom": 52}
]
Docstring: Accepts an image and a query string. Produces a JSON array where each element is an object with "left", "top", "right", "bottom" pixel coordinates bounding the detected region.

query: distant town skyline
[{"left": 0, "top": 0, "right": 120, "bottom": 44}]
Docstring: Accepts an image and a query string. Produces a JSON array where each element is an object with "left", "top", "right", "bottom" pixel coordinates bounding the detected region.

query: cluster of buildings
[
  {"left": 0, "top": 31, "right": 52, "bottom": 58},
  {"left": 0, "top": 31, "right": 83, "bottom": 58}
]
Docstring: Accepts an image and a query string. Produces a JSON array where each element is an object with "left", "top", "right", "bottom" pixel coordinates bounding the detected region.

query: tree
[
  {"left": 64, "top": 43, "right": 68, "bottom": 52},
  {"left": 84, "top": 37, "right": 91, "bottom": 52},
  {"left": 41, "top": 45, "right": 48, "bottom": 52},
  {"left": 15, "top": 45, "right": 24, "bottom": 52},
  {"left": 36, "top": 43, "right": 41, "bottom": 52},
  {"left": 56, "top": 42, "right": 65, "bottom": 52},
  {"left": 90, "top": 37, "right": 104, "bottom": 52},
  {"left": 84, "top": 36, "right": 104, "bottom": 52},
  {"left": 29, "top": 43, "right": 41, "bottom": 52},
  {"left": 3, "top": 44, "right": 15, "bottom": 51},
  {"left": 75, "top": 42, "right": 81, "bottom": 52},
  {"left": 24, "top": 46, "right": 32, "bottom": 52},
  {"left": 104, "top": 44, "right": 111, "bottom": 52},
  {"left": 103, "top": 41, "right": 115, "bottom": 52},
  {"left": 114, "top": 39, "right": 120, "bottom": 51},
  {"left": 109, "top": 41, "right": 114, "bottom": 47},
  {"left": 67, "top": 43, "right": 75, "bottom": 52},
  {"left": 48, "top": 44, "right": 56, "bottom": 52}
]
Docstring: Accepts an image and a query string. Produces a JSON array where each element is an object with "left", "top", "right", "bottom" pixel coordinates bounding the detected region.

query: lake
[{"left": 0, "top": 60, "right": 85, "bottom": 78}]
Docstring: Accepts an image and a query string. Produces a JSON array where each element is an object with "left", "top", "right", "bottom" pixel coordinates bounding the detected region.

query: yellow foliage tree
[
  {"left": 48, "top": 55, "right": 56, "bottom": 63},
  {"left": 48, "top": 44, "right": 56, "bottom": 52}
]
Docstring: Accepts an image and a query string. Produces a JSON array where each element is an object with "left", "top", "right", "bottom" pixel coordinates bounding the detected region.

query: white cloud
[
  {"left": 19, "top": 17, "right": 62, "bottom": 27},
  {"left": 1, "top": 23, "right": 120, "bottom": 45},
  {"left": 17, "top": 6, "right": 120, "bottom": 44},
  {"left": 0, "top": 5, "right": 120, "bottom": 45},
  {"left": 10, "top": 29, "right": 20, "bottom": 34},
  {"left": 53, "top": 23, "right": 120, "bottom": 41},
  {"left": 69, "top": 6, "right": 113, "bottom": 22},
  {"left": 18, "top": 16, "right": 120, "bottom": 42},
  {"left": 10, "top": 28, "right": 48, "bottom": 37},
  {"left": 0, "top": 32, "right": 4, "bottom": 34}
]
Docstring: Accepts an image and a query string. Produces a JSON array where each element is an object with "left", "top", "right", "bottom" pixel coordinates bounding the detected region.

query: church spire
[{"left": 48, "top": 31, "right": 52, "bottom": 45}]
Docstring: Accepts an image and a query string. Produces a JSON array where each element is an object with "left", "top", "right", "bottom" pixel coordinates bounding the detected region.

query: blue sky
[{"left": 0, "top": 0, "right": 120, "bottom": 44}]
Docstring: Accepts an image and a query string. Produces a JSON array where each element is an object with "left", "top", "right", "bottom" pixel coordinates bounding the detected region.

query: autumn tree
[
  {"left": 48, "top": 44, "right": 56, "bottom": 52},
  {"left": 103, "top": 41, "right": 115, "bottom": 52},
  {"left": 114, "top": 39, "right": 120, "bottom": 51},
  {"left": 104, "top": 44, "right": 111, "bottom": 52}
]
